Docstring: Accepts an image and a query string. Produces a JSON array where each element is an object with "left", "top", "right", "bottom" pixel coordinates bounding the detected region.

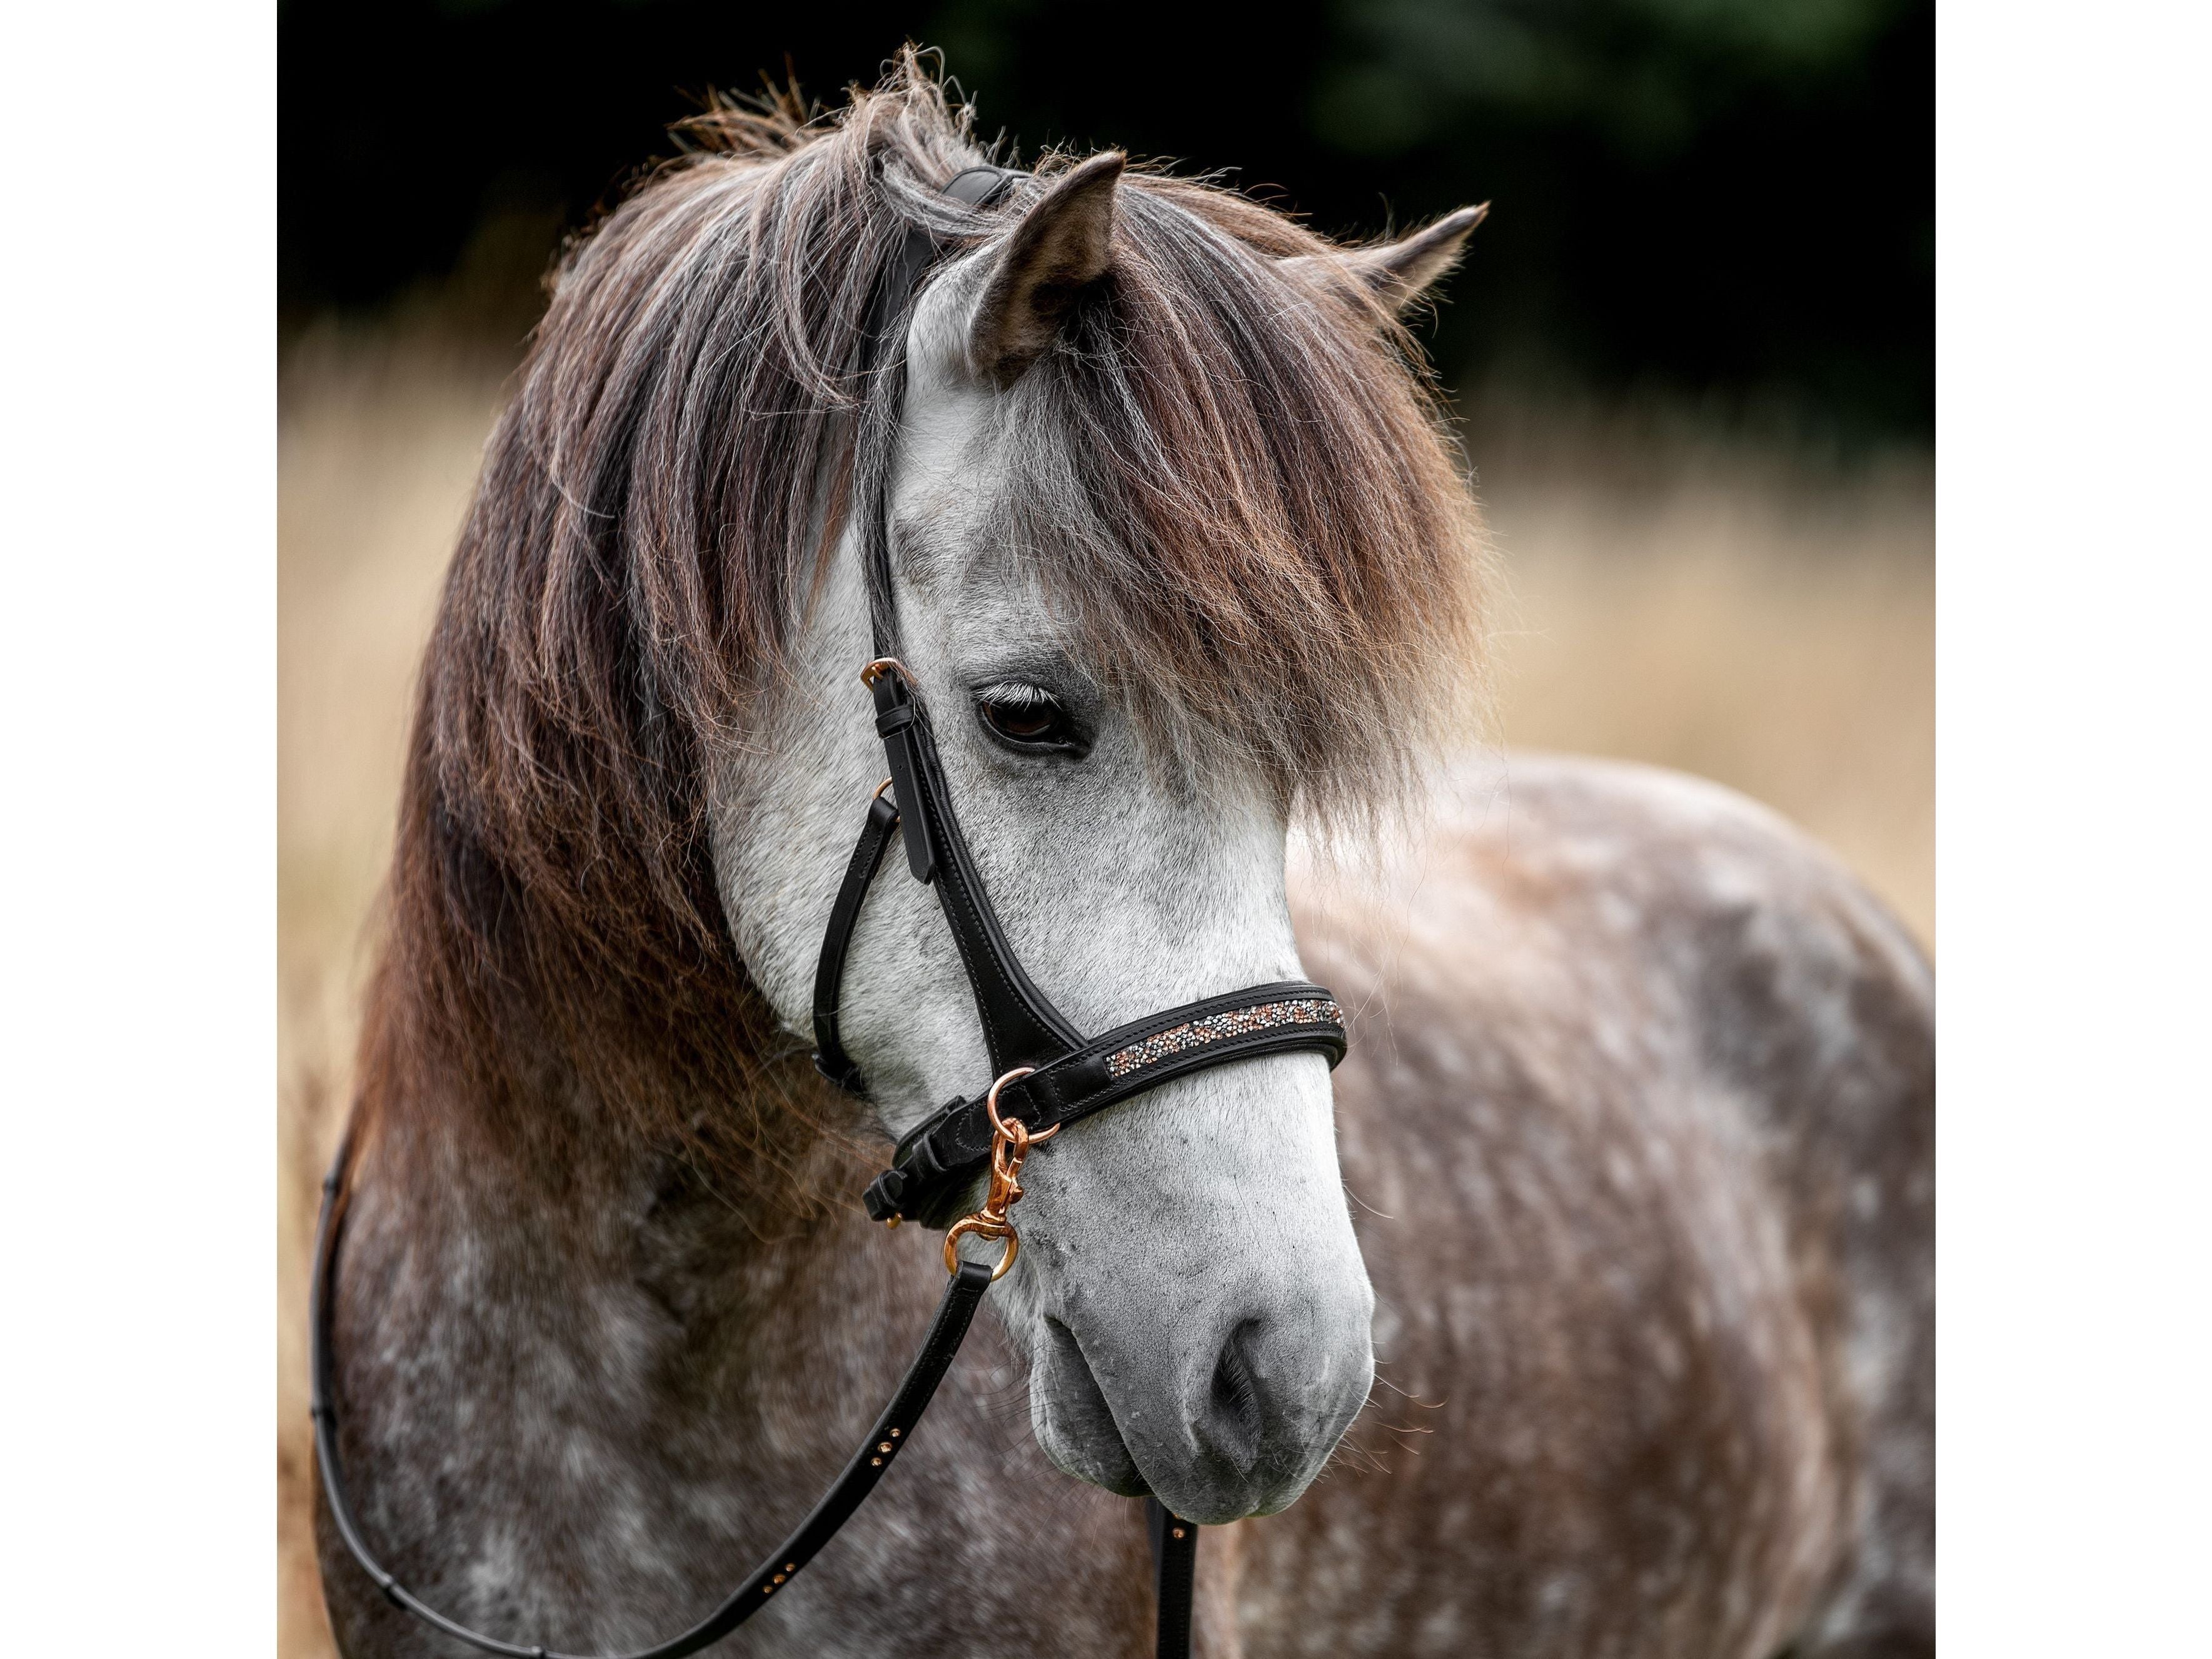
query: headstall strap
[{"left": 316, "top": 158, "right": 1339, "bottom": 1659}]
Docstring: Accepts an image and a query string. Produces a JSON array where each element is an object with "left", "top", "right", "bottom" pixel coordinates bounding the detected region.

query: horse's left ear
[
  {"left": 1291, "top": 204, "right": 1491, "bottom": 312},
  {"left": 967, "top": 152, "right": 1125, "bottom": 384}
]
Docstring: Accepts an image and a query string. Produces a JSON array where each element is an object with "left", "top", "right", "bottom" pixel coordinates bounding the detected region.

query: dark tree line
[{"left": 280, "top": 0, "right": 1929, "bottom": 441}]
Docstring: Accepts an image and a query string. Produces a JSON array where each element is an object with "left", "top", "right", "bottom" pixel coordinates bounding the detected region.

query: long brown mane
[{"left": 359, "top": 53, "right": 1490, "bottom": 1193}]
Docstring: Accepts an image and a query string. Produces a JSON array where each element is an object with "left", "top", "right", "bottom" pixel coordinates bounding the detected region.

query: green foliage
[{"left": 1315, "top": 0, "right": 1912, "bottom": 159}]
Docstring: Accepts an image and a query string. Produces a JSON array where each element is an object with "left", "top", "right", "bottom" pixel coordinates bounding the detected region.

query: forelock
[{"left": 972, "top": 168, "right": 1492, "bottom": 822}]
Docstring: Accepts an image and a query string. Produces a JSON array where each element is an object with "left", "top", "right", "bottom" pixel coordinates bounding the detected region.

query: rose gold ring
[
  {"left": 943, "top": 1215, "right": 1019, "bottom": 1279},
  {"left": 985, "top": 1067, "right": 1055, "bottom": 1144}
]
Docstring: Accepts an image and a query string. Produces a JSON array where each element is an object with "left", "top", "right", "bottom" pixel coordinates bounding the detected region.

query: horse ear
[
  {"left": 966, "top": 152, "right": 1125, "bottom": 384},
  {"left": 1292, "top": 204, "right": 1490, "bottom": 312}
]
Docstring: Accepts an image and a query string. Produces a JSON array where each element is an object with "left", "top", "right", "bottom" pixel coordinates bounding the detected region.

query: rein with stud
[{"left": 312, "top": 162, "right": 1345, "bottom": 1659}]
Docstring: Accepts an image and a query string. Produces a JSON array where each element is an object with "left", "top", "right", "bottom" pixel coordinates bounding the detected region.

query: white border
[
  {"left": 7, "top": 0, "right": 2210, "bottom": 1648},
  {"left": 1941, "top": 1, "right": 2212, "bottom": 1650},
  {"left": 0, "top": 1, "right": 273, "bottom": 1650}
]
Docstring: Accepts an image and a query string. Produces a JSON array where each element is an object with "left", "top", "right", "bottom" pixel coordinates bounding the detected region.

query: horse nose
[{"left": 1182, "top": 1303, "right": 1372, "bottom": 1514}]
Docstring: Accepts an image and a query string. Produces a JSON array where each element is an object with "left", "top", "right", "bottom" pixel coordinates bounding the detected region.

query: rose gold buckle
[{"left": 860, "top": 657, "right": 920, "bottom": 692}]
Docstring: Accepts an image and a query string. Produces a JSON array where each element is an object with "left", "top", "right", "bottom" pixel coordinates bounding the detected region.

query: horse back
[{"left": 1251, "top": 752, "right": 1933, "bottom": 1659}]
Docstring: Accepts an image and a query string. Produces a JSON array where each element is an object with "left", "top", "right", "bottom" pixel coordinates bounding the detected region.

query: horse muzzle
[{"left": 1030, "top": 1262, "right": 1375, "bottom": 1524}]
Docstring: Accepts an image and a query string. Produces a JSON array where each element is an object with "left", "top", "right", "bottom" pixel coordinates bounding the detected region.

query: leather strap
[
  {"left": 870, "top": 665, "right": 1086, "bottom": 1075},
  {"left": 1147, "top": 1498, "right": 1199, "bottom": 1659},
  {"left": 311, "top": 1139, "right": 999, "bottom": 1659},
  {"left": 814, "top": 165, "right": 1029, "bottom": 1094},
  {"left": 865, "top": 979, "right": 1346, "bottom": 1226},
  {"left": 811, "top": 788, "right": 903, "bottom": 1093}
]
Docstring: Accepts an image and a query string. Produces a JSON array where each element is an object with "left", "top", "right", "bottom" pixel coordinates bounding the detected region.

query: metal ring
[
  {"left": 870, "top": 777, "right": 895, "bottom": 804},
  {"left": 943, "top": 1216, "right": 1019, "bottom": 1280},
  {"left": 985, "top": 1067, "right": 1055, "bottom": 1142}
]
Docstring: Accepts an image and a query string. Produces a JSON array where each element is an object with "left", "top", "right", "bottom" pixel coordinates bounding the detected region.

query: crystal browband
[{"left": 1105, "top": 997, "right": 1346, "bottom": 1079}]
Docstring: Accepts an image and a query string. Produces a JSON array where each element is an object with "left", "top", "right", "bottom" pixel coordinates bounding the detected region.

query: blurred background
[{"left": 278, "top": 2, "right": 1931, "bottom": 1651}]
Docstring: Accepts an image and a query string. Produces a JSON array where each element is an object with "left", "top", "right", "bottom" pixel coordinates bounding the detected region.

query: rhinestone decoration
[{"left": 1105, "top": 998, "right": 1343, "bottom": 1079}]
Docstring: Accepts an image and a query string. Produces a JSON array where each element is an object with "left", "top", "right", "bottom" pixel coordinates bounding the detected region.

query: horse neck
[
  {"left": 325, "top": 994, "right": 917, "bottom": 1641},
  {"left": 341, "top": 957, "right": 865, "bottom": 1401}
]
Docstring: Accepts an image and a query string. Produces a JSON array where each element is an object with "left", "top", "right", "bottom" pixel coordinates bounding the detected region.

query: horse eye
[{"left": 976, "top": 685, "right": 1079, "bottom": 751}]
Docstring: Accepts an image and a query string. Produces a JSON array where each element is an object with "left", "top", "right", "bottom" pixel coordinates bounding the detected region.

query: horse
[{"left": 314, "top": 59, "right": 1933, "bottom": 1659}]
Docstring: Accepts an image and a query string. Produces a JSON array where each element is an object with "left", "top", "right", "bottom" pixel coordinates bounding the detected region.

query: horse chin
[{"left": 1031, "top": 1315, "right": 1149, "bottom": 1496}]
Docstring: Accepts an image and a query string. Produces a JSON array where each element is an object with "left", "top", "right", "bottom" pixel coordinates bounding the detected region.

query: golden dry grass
[
  {"left": 278, "top": 329, "right": 520, "bottom": 1658},
  {"left": 275, "top": 331, "right": 1931, "bottom": 1657},
  {"left": 1464, "top": 391, "right": 1933, "bottom": 944}
]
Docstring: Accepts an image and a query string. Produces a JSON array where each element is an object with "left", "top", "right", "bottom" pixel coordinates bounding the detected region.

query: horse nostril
[{"left": 1203, "top": 1318, "right": 1267, "bottom": 1471}]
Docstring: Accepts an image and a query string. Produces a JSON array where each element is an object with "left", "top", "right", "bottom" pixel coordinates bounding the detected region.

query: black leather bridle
[{"left": 311, "top": 164, "right": 1349, "bottom": 1659}]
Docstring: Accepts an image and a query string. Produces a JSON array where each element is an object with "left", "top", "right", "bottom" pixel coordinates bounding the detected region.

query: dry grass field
[{"left": 275, "top": 326, "right": 1932, "bottom": 1656}]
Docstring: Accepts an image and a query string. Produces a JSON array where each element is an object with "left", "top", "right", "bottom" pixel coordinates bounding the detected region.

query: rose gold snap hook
[{"left": 944, "top": 1067, "right": 1053, "bottom": 1280}]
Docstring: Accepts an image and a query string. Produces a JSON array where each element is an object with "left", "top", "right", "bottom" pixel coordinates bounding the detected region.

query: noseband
[{"left": 312, "top": 164, "right": 1348, "bottom": 1659}]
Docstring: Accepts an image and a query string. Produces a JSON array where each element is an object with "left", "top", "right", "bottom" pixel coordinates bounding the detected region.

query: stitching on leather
[{"left": 928, "top": 789, "right": 1067, "bottom": 1065}]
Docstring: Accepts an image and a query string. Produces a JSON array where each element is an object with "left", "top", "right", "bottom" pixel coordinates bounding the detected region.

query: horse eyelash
[{"left": 975, "top": 680, "right": 1057, "bottom": 708}]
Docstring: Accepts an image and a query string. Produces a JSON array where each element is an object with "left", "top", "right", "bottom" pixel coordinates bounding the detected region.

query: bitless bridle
[{"left": 311, "top": 166, "right": 1349, "bottom": 1659}]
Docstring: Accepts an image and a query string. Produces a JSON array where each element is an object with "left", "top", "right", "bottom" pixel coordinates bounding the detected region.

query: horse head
[{"left": 711, "top": 148, "right": 1487, "bottom": 1523}]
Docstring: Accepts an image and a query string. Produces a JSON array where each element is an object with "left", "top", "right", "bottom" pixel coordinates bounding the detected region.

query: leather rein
[{"left": 311, "top": 164, "right": 1349, "bottom": 1659}]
